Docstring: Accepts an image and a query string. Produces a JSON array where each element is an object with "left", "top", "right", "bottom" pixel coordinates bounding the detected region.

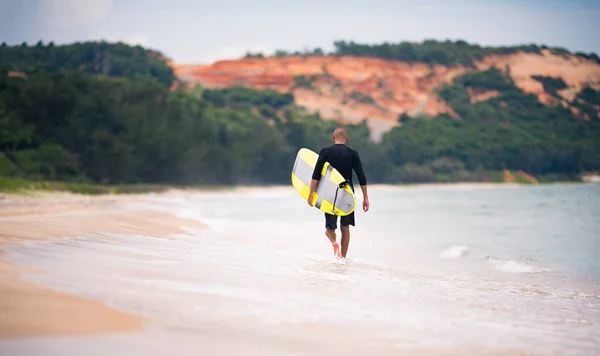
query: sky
[{"left": 1, "top": 0, "right": 599, "bottom": 64}]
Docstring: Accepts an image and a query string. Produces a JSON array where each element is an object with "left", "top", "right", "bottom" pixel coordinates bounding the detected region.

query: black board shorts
[
  {"left": 325, "top": 211, "right": 355, "bottom": 230},
  {"left": 324, "top": 182, "right": 356, "bottom": 230}
]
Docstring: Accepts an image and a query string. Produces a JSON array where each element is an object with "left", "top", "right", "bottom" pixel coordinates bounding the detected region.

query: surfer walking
[{"left": 307, "top": 127, "right": 369, "bottom": 259}]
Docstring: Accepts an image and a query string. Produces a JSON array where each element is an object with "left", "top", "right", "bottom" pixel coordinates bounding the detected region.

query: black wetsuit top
[{"left": 311, "top": 144, "right": 367, "bottom": 188}]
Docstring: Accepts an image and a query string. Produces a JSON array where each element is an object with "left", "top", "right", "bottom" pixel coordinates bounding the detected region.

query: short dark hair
[{"left": 333, "top": 126, "right": 348, "bottom": 140}]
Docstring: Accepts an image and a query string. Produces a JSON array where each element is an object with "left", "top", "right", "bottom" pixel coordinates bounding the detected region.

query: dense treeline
[
  {"left": 330, "top": 40, "right": 600, "bottom": 66},
  {"left": 1, "top": 41, "right": 599, "bottom": 186},
  {"left": 0, "top": 64, "right": 373, "bottom": 185},
  {"left": 331, "top": 40, "right": 543, "bottom": 66},
  {"left": 384, "top": 67, "right": 600, "bottom": 182},
  {"left": 0, "top": 40, "right": 176, "bottom": 85},
  {"left": 262, "top": 39, "right": 600, "bottom": 66}
]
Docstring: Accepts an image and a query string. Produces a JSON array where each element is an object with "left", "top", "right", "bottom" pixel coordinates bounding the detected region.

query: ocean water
[{"left": 1, "top": 184, "right": 599, "bottom": 355}]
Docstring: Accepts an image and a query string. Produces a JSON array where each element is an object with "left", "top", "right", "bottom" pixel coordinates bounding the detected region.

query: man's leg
[
  {"left": 340, "top": 226, "right": 350, "bottom": 257},
  {"left": 325, "top": 213, "right": 341, "bottom": 257},
  {"left": 339, "top": 212, "right": 355, "bottom": 258},
  {"left": 325, "top": 228, "right": 336, "bottom": 243}
]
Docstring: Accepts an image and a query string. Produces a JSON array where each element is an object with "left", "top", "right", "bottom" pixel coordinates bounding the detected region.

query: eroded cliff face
[
  {"left": 475, "top": 50, "right": 600, "bottom": 120},
  {"left": 172, "top": 49, "right": 600, "bottom": 138}
]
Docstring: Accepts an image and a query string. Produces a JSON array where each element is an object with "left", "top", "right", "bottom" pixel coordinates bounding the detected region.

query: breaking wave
[
  {"left": 440, "top": 245, "right": 470, "bottom": 259},
  {"left": 486, "top": 257, "right": 552, "bottom": 273}
]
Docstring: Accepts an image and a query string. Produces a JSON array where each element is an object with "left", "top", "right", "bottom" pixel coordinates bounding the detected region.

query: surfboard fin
[
  {"left": 331, "top": 180, "right": 351, "bottom": 215},
  {"left": 338, "top": 180, "right": 350, "bottom": 189}
]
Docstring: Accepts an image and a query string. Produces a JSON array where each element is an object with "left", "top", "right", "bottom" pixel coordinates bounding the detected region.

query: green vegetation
[
  {"left": 0, "top": 42, "right": 376, "bottom": 188},
  {"left": 274, "top": 48, "right": 325, "bottom": 57},
  {"left": 332, "top": 39, "right": 544, "bottom": 66},
  {"left": 293, "top": 75, "right": 319, "bottom": 89},
  {"left": 243, "top": 52, "right": 265, "bottom": 59},
  {"left": 384, "top": 67, "right": 600, "bottom": 181},
  {"left": 1, "top": 40, "right": 598, "bottom": 192},
  {"left": 514, "top": 171, "right": 532, "bottom": 184},
  {"left": 0, "top": 177, "right": 231, "bottom": 195},
  {"left": 0, "top": 177, "right": 158, "bottom": 194},
  {"left": 202, "top": 86, "right": 294, "bottom": 110},
  {"left": 531, "top": 75, "right": 568, "bottom": 97},
  {"left": 0, "top": 40, "right": 176, "bottom": 85},
  {"left": 577, "top": 86, "right": 600, "bottom": 104},
  {"left": 572, "top": 86, "right": 600, "bottom": 120},
  {"left": 267, "top": 39, "right": 600, "bottom": 66},
  {"left": 486, "top": 171, "right": 504, "bottom": 184},
  {"left": 350, "top": 90, "right": 376, "bottom": 105}
]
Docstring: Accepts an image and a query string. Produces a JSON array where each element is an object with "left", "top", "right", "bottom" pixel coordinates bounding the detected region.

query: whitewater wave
[
  {"left": 440, "top": 245, "right": 470, "bottom": 259},
  {"left": 486, "top": 257, "right": 551, "bottom": 273}
]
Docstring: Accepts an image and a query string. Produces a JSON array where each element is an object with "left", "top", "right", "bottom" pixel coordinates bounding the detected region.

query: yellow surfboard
[{"left": 291, "top": 148, "right": 356, "bottom": 216}]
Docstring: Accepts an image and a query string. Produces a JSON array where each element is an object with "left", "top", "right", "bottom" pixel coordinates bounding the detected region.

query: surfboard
[{"left": 291, "top": 148, "right": 356, "bottom": 216}]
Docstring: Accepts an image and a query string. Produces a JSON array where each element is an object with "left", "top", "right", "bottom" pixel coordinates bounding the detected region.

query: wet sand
[
  {"left": 0, "top": 191, "right": 206, "bottom": 339},
  {"left": 0, "top": 251, "right": 145, "bottom": 338},
  {"left": 0, "top": 186, "right": 597, "bottom": 355}
]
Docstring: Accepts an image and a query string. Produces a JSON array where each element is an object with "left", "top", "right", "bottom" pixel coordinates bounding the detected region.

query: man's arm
[
  {"left": 353, "top": 151, "right": 369, "bottom": 212},
  {"left": 308, "top": 179, "right": 319, "bottom": 206},
  {"left": 308, "top": 149, "right": 327, "bottom": 206}
]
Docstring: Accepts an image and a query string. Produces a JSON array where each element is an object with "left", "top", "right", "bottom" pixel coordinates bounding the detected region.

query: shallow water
[{"left": 1, "top": 184, "right": 600, "bottom": 355}]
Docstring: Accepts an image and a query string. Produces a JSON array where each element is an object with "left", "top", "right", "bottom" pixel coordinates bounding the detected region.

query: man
[{"left": 307, "top": 126, "right": 369, "bottom": 259}]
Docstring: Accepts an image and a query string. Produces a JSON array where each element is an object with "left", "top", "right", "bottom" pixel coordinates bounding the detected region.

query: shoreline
[
  {"left": 0, "top": 191, "right": 208, "bottom": 340},
  {"left": 0, "top": 250, "right": 147, "bottom": 339},
  {"left": 375, "top": 181, "right": 591, "bottom": 189},
  {"left": 0, "top": 187, "right": 596, "bottom": 354},
  {"left": 1, "top": 175, "right": 589, "bottom": 197}
]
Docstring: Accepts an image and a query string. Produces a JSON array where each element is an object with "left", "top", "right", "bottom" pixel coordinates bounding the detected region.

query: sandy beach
[
  {"left": 0, "top": 190, "right": 206, "bottom": 339},
  {"left": 0, "top": 184, "right": 498, "bottom": 342},
  {"left": 0, "top": 185, "right": 598, "bottom": 355}
]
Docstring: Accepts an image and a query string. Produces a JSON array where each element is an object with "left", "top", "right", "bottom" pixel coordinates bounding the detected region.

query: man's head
[{"left": 332, "top": 126, "right": 349, "bottom": 144}]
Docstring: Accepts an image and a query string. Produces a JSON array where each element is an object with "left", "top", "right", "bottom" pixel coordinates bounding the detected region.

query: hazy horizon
[{"left": 2, "top": 0, "right": 599, "bottom": 64}]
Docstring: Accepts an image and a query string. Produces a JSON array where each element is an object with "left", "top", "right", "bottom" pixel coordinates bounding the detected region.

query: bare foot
[{"left": 332, "top": 242, "right": 342, "bottom": 258}]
